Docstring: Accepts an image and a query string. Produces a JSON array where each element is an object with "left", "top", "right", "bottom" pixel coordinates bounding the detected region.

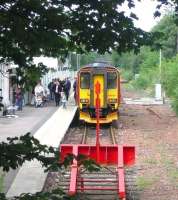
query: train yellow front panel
[
  {"left": 79, "top": 89, "right": 90, "bottom": 108},
  {"left": 107, "top": 89, "right": 118, "bottom": 107},
  {"left": 93, "top": 75, "right": 104, "bottom": 107}
]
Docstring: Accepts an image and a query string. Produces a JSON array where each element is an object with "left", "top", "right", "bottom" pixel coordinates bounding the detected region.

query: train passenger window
[
  {"left": 107, "top": 72, "right": 117, "bottom": 89},
  {"left": 80, "top": 73, "right": 90, "bottom": 89}
]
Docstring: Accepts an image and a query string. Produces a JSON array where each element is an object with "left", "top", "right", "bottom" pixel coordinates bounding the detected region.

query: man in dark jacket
[
  {"left": 63, "top": 78, "right": 71, "bottom": 101},
  {"left": 73, "top": 77, "right": 77, "bottom": 105},
  {"left": 53, "top": 80, "right": 62, "bottom": 106},
  {"left": 48, "top": 79, "right": 55, "bottom": 100}
]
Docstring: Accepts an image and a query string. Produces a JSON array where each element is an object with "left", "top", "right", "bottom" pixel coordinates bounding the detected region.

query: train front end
[{"left": 78, "top": 63, "right": 120, "bottom": 124}]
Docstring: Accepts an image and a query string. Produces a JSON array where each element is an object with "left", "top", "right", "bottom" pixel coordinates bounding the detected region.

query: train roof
[{"left": 83, "top": 62, "right": 115, "bottom": 68}]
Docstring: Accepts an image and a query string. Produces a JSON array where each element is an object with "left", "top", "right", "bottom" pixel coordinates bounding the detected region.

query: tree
[
  {"left": 152, "top": 14, "right": 178, "bottom": 58},
  {"left": 0, "top": 1, "right": 152, "bottom": 75}
]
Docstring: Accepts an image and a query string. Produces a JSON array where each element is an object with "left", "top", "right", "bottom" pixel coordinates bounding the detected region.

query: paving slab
[
  {"left": 0, "top": 104, "right": 57, "bottom": 142},
  {"left": 6, "top": 160, "right": 47, "bottom": 197}
]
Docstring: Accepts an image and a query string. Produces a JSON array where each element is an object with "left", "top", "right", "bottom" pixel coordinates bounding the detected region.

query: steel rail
[
  {"left": 81, "top": 123, "right": 87, "bottom": 144},
  {"left": 110, "top": 125, "right": 117, "bottom": 145}
]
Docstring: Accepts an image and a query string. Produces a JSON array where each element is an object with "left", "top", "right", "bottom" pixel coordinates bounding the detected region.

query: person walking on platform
[
  {"left": 61, "top": 91, "right": 67, "bottom": 109},
  {"left": 15, "top": 86, "right": 23, "bottom": 111},
  {"left": 48, "top": 79, "right": 55, "bottom": 100},
  {"left": 54, "top": 80, "right": 62, "bottom": 106},
  {"left": 73, "top": 77, "right": 77, "bottom": 105},
  {"left": 64, "top": 78, "right": 71, "bottom": 101},
  {"left": 34, "top": 81, "right": 45, "bottom": 107}
]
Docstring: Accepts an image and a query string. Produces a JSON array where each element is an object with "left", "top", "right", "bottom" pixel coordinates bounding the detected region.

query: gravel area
[{"left": 117, "top": 88, "right": 178, "bottom": 200}]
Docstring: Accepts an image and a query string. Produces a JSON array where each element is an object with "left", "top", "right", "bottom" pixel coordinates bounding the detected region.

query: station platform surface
[
  {"left": 34, "top": 104, "right": 77, "bottom": 147},
  {"left": 6, "top": 101, "right": 77, "bottom": 197},
  {"left": 0, "top": 104, "right": 57, "bottom": 142}
]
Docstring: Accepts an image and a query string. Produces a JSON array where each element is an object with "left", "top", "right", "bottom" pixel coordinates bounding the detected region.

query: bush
[
  {"left": 162, "top": 55, "right": 178, "bottom": 115},
  {"left": 121, "top": 70, "right": 133, "bottom": 81},
  {"left": 132, "top": 67, "right": 159, "bottom": 90}
]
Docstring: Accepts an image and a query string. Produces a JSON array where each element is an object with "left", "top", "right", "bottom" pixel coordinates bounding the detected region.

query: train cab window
[
  {"left": 107, "top": 72, "right": 117, "bottom": 89},
  {"left": 80, "top": 72, "right": 90, "bottom": 89}
]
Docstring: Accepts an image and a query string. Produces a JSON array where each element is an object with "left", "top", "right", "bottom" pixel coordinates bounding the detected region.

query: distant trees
[{"left": 152, "top": 14, "right": 178, "bottom": 58}]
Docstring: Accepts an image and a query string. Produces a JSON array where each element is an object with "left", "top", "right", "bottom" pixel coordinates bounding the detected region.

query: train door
[{"left": 93, "top": 74, "right": 104, "bottom": 108}]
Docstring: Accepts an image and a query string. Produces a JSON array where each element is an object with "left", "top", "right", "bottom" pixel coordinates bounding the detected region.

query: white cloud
[
  {"left": 120, "top": 0, "right": 162, "bottom": 32},
  {"left": 132, "top": 0, "right": 160, "bottom": 31}
]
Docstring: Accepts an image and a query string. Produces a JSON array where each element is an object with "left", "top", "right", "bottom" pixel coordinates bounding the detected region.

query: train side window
[
  {"left": 80, "top": 73, "right": 90, "bottom": 89},
  {"left": 107, "top": 72, "right": 117, "bottom": 89}
]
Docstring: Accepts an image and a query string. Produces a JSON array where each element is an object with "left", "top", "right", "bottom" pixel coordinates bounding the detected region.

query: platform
[
  {"left": 34, "top": 104, "right": 77, "bottom": 147},
  {"left": 6, "top": 102, "right": 77, "bottom": 197}
]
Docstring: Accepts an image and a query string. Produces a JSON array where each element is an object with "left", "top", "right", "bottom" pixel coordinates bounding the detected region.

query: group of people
[
  {"left": 13, "top": 77, "right": 76, "bottom": 111},
  {"left": 47, "top": 78, "right": 72, "bottom": 107}
]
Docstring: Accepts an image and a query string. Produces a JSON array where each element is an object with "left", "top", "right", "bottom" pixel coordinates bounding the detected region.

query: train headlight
[
  {"left": 80, "top": 99, "right": 89, "bottom": 103},
  {"left": 108, "top": 99, "right": 117, "bottom": 103}
]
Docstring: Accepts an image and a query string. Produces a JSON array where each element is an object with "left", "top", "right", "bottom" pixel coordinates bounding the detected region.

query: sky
[{"left": 124, "top": 0, "right": 162, "bottom": 32}]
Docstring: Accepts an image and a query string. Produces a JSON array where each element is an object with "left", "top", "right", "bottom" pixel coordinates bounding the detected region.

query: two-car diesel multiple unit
[{"left": 76, "top": 62, "right": 121, "bottom": 124}]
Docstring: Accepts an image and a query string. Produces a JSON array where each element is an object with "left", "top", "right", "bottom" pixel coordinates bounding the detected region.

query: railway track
[
  {"left": 43, "top": 120, "right": 138, "bottom": 200},
  {"left": 81, "top": 123, "right": 117, "bottom": 145}
]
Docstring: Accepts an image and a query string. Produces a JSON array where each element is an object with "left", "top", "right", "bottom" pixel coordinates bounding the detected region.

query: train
[{"left": 76, "top": 62, "right": 121, "bottom": 124}]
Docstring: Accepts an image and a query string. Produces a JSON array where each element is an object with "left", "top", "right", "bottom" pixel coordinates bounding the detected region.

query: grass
[
  {"left": 167, "top": 168, "right": 178, "bottom": 187},
  {"left": 136, "top": 176, "right": 158, "bottom": 190},
  {"left": 143, "top": 157, "right": 158, "bottom": 165}
]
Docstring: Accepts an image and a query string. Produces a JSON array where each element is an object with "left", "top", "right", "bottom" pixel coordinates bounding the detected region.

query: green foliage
[
  {"left": 0, "top": 0, "right": 151, "bottom": 68},
  {"left": 136, "top": 176, "right": 158, "bottom": 190},
  {"left": 152, "top": 14, "right": 178, "bottom": 58},
  {"left": 0, "top": 188, "right": 77, "bottom": 200},
  {"left": 162, "top": 55, "right": 178, "bottom": 115},
  {"left": 133, "top": 67, "right": 159, "bottom": 92},
  {"left": 111, "top": 51, "right": 141, "bottom": 73},
  {"left": 0, "top": 171, "right": 4, "bottom": 193},
  {"left": 17, "top": 63, "right": 48, "bottom": 91},
  {"left": 120, "top": 69, "right": 133, "bottom": 81}
]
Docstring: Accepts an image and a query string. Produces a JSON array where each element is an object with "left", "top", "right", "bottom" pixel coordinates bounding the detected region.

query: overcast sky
[
  {"left": 122, "top": 0, "right": 163, "bottom": 32},
  {"left": 132, "top": 0, "right": 161, "bottom": 31}
]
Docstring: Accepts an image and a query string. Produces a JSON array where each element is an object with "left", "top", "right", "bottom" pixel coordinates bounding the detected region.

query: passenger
[
  {"left": 60, "top": 78, "right": 65, "bottom": 89},
  {"left": 61, "top": 91, "right": 67, "bottom": 109},
  {"left": 48, "top": 79, "right": 55, "bottom": 100},
  {"left": 73, "top": 77, "right": 77, "bottom": 105},
  {"left": 53, "top": 80, "right": 62, "bottom": 106},
  {"left": 34, "top": 81, "right": 45, "bottom": 96},
  {"left": 15, "top": 86, "right": 23, "bottom": 111},
  {"left": 34, "top": 81, "right": 45, "bottom": 107},
  {"left": 63, "top": 77, "right": 71, "bottom": 101}
]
